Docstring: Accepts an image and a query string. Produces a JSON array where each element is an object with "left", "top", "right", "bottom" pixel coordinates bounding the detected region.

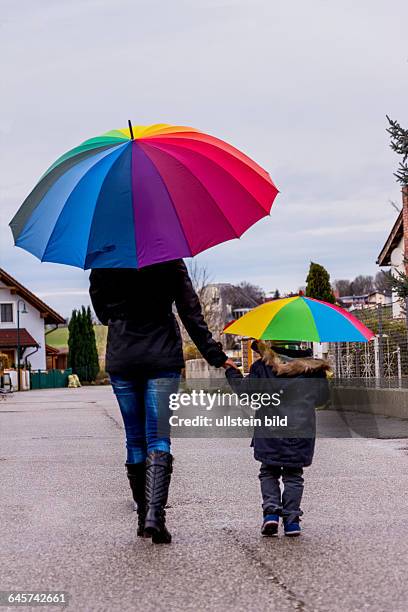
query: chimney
[{"left": 403, "top": 186, "right": 408, "bottom": 274}]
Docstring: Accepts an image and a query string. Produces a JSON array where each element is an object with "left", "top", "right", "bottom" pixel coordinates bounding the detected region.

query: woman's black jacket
[{"left": 89, "top": 260, "right": 227, "bottom": 375}]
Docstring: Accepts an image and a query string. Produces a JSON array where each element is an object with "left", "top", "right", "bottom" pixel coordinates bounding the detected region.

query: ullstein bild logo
[{"left": 168, "top": 414, "right": 288, "bottom": 428}]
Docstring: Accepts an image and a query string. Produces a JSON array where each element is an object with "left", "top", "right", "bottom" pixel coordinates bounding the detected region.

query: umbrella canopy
[
  {"left": 10, "top": 122, "right": 278, "bottom": 269},
  {"left": 223, "top": 296, "right": 375, "bottom": 342}
]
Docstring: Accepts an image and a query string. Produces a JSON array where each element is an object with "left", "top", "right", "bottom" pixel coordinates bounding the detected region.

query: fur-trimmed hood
[{"left": 256, "top": 340, "right": 332, "bottom": 377}]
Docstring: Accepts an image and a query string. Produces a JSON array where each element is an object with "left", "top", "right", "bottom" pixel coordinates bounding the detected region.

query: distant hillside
[
  {"left": 46, "top": 326, "right": 69, "bottom": 348},
  {"left": 46, "top": 325, "right": 108, "bottom": 367}
]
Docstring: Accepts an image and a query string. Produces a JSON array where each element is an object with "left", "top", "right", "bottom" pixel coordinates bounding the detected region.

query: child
[{"left": 225, "top": 340, "right": 330, "bottom": 537}]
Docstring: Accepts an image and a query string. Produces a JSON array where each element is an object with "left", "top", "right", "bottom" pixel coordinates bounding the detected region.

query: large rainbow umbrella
[
  {"left": 223, "top": 296, "right": 375, "bottom": 342},
  {"left": 9, "top": 122, "right": 278, "bottom": 269}
]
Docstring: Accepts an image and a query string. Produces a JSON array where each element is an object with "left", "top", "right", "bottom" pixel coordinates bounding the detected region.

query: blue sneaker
[
  {"left": 261, "top": 514, "right": 279, "bottom": 537},
  {"left": 284, "top": 522, "right": 301, "bottom": 537}
]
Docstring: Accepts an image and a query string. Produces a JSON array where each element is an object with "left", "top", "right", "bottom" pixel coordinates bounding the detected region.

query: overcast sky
[{"left": 1, "top": 0, "right": 408, "bottom": 316}]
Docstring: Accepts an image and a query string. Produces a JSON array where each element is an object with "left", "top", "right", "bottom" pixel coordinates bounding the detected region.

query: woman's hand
[{"left": 222, "top": 358, "right": 239, "bottom": 370}]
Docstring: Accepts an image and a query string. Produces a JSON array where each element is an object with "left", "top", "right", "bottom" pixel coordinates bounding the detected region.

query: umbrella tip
[{"left": 128, "top": 119, "right": 134, "bottom": 140}]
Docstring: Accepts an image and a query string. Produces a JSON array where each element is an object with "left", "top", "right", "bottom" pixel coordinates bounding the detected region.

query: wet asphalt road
[{"left": 1, "top": 387, "right": 408, "bottom": 612}]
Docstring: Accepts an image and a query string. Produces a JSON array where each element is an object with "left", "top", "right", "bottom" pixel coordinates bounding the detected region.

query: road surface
[{"left": 1, "top": 387, "right": 408, "bottom": 611}]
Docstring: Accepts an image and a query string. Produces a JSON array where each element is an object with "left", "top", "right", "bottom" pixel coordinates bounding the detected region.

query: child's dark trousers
[{"left": 259, "top": 464, "right": 304, "bottom": 524}]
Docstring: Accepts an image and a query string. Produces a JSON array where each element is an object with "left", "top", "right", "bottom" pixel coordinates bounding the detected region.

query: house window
[{"left": 0, "top": 303, "right": 13, "bottom": 323}]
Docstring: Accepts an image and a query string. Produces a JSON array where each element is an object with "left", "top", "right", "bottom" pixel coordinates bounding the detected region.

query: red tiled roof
[
  {"left": 0, "top": 328, "right": 39, "bottom": 348},
  {"left": 45, "top": 344, "right": 68, "bottom": 355},
  {"left": 45, "top": 344, "right": 59, "bottom": 355}
]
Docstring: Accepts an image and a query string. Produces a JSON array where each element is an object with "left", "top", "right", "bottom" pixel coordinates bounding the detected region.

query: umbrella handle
[{"left": 128, "top": 119, "right": 134, "bottom": 140}]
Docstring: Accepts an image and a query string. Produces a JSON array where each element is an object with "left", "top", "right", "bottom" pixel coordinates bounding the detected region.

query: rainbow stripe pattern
[
  {"left": 10, "top": 123, "right": 278, "bottom": 269},
  {"left": 223, "top": 296, "right": 375, "bottom": 342}
]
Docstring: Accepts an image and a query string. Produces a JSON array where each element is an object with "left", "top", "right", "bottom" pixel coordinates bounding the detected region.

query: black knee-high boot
[
  {"left": 144, "top": 451, "right": 173, "bottom": 544},
  {"left": 126, "top": 462, "right": 148, "bottom": 537}
]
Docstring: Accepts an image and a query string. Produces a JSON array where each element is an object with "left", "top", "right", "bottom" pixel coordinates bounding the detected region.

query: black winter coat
[
  {"left": 89, "top": 260, "right": 227, "bottom": 375},
  {"left": 226, "top": 358, "right": 330, "bottom": 468}
]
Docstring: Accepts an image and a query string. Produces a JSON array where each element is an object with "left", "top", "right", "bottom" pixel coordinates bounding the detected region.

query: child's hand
[{"left": 222, "top": 358, "right": 239, "bottom": 370}]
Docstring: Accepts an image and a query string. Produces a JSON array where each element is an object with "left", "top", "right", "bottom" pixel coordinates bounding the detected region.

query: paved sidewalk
[{"left": 1, "top": 387, "right": 408, "bottom": 611}]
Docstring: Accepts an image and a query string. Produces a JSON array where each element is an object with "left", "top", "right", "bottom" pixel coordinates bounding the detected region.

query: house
[
  {"left": 46, "top": 345, "right": 68, "bottom": 371},
  {"left": 377, "top": 188, "right": 407, "bottom": 318},
  {"left": 0, "top": 268, "right": 65, "bottom": 371},
  {"left": 339, "top": 291, "right": 392, "bottom": 311},
  {"left": 200, "top": 283, "right": 260, "bottom": 347},
  {"left": 176, "top": 282, "right": 260, "bottom": 353},
  {"left": 200, "top": 283, "right": 235, "bottom": 339}
]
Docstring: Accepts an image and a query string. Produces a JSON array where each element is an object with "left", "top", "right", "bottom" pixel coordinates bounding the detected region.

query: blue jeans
[{"left": 110, "top": 371, "right": 180, "bottom": 464}]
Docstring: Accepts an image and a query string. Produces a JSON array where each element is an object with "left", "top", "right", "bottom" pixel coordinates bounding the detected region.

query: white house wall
[
  {"left": 0, "top": 281, "right": 46, "bottom": 370},
  {"left": 390, "top": 237, "right": 405, "bottom": 319}
]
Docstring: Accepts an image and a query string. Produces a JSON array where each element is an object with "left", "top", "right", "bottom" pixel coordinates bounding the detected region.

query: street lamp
[{"left": 16, "top": 299, "right": 28, "bottom": 391}]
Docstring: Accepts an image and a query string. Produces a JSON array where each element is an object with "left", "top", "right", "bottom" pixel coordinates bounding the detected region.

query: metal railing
[{"left": 327, "top": 302, "right": 408, "bottom": 387}]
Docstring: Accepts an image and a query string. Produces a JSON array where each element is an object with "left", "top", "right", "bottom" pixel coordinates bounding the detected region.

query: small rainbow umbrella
[
  {"left": 9, "top": 122, "right": 278, "bottom": 269},
  {"left": 223, "top": 296, "right": 375, "bottom": 342}
]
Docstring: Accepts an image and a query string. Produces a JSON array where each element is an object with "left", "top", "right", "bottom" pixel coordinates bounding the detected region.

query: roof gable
[
  {"left": 377, "top": 211, "right": 403, "bottom": 266},
  {"left": 0, "top": 268, "right": 65, "bottom": 325}
]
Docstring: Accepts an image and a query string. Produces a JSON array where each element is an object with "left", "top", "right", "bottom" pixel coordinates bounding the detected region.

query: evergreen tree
[
  {"left": 273, "top": 289, "right": 280, "bottom": 299},
  {"left": 67, "top": 310, "right": 78, "bottom": 370},
  {"left": 67, "top": 306, "right": 100, "bottom": 381},
  {"left": 386, "top": 116, "right": 408, "bottom": 186},
  {"left": 77, "top": 307, "right": 87, "bottom": 377},
  {"left": 386, "top": 116, "right": 408, "bottom": 299},
  {"left": 86, "top": 306, "right": 100, "bottom": 381},
  {"left": 305, "top": 262, "right": 335, "bottom": 303},
  {"left": 382, "top": 268, "right": 408, "bottom": 299}
]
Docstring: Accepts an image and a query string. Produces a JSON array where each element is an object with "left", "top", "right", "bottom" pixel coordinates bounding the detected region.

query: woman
[{"left": 89, "top": 259, "right": 235, "bottom": 544}]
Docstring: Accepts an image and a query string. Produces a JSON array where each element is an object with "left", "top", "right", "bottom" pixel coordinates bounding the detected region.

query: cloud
[
  {"left": 36, "top": 290, "right": 90, "bottom": 298},
  {"left": 298, "top": 222, "right": 388, "bottom": 237},
  {"left": 1, "top": 0, "right": 408, "bottom": 314}
]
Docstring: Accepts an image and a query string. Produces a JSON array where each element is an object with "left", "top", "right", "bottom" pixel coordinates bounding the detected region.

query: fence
[
  {"left": 327, "top": 302, "right": 408, "bottom": 388},
  {"left": 30, "top": 368, "right": 73, "bottom": 390}
]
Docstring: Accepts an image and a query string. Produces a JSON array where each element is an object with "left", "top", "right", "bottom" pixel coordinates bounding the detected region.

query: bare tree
[
  {"left": 334, "top": 279, "right": 353, "bottom": 297},
  {"left": 176, "top": 261, "right": 223, "bottom": 354},
  {"left": 351, "top": 275, "right": 374, "bottom": 295},
  {"left": 187, "top": 260, "right": 212, "bottom": 299},
  {"left": 375, "top": 271, "right": 393, "bottom": 296},
  {"left": 225, "top": 282, "right": 264, "bottom": 311},
  {"left": 236, "top": 281, "right": 264, "bottom": 305},
  {"left": 186, "top": 260, "right": 220, "bottom": 331}
]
